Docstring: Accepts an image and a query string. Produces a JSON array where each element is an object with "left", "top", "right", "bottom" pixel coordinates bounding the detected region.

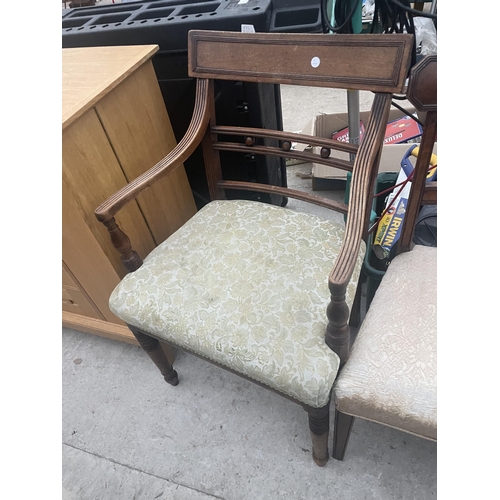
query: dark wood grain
[
  {"left": 213, "top": 142, "right": 354, "bottom": 172},
  {"left": 306, "top": 403, "right": 331, "bottom": 467},
  {"left": 219, "top": 181, "right": 349, "bottom": 214},
  {"left": 398, "top": 110, "right": 437, "bottom": 253},
  {"left": 422, "top": 182, "right": 437, "bottom": 204},
  {"left": 399, "top": 55, "right": 438, "bottom": 252},
  {"left": 201, "top": 79, "right": 225, "bottom": 201},
  {"left": 189, "top": 31, "right": 413, "bottom": 93},
  {"left": 103, "top": 218, "right": 143, "bottom": 273},
  {"left": 406, "top": 56, "right": 437, "bottom": 112},
  {"left": 397, "top": 56, "right": 437, "bottom": 253},
  {"left": 329, "top": 93, "right": 392, "bottom": 289},
  {"left": 129, "top": 325, "right": 179, "bottom": 386},
  {"left": 332, "top": 410, "right": 355, "bottom": 461},
  {"left": 211, "top": 125, "right": 359, "bottom": 155}
]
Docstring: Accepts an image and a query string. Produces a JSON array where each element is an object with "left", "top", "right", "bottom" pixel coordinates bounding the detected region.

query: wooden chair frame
[
  {"left": 333, "top": 55, "right": 438, "bottom": 460},
  {"left": 94, "top": 30, "right": 413, "bottom": 466}
]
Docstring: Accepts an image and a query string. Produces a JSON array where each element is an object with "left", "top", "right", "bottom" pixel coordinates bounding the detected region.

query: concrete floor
[{"left": 62, "top": 81, "right": 437, "bottom": 498}]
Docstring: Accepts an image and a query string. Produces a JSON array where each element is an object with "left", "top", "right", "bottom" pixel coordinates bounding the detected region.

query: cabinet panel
[
  {"left": 62, "top": 45, "right": 159, "bottom": 130},
  {"left": 62, "top": 45, "right": 186, "bottom": 357},
  {"left": 62, "top": 108, "right": 156, "bottom": 279},
  {"left": 95, "top": 61, "right": 197, "bottom": 245},
  {"left": 63, "top": 184, "right": 126, "bottom": 325},
  {"left": 63, "top": 312, "right": 139, "bottom": 346},
  {"left": 62, "top": 287, "right": 103, "bottom": 319},
  {"left": 62, "top": 266, "right": 78, "bottom": 289},
  {"left": 62, "top": 262, "right": 104, "bottom": 320}
]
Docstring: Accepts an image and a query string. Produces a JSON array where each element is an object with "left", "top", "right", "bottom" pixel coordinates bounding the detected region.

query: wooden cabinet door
[
  {"left": 62, "top": 108, "right": 156, "bottom": 280},
  {"left": 62, "top": 264, "right": 103, "bottom": 319},
  {"left": 95, "top": 60, "right": 197, "bottom": 246}
]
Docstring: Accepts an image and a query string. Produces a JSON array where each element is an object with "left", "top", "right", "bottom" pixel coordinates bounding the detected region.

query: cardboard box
[
  {"left": 330, "top": 116, "right": 422, "bottom": 145},
  {"left": 383, "top": 116, "right": 423, "bottom": 144},
  {"left": 297, "top": 107, "right": 426, "bottom": 190},
  {"left": 332, "top": 120, "right": 366, "bottom": 143}
]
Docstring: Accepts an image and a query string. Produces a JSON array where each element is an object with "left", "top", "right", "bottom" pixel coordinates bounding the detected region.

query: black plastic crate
[
  {"left": 62, "top": 0, "right": 323, "bottom": 41},
  {"left": 62, "top": 0, "right": 324, "bottom": 207},
  {"left": 62, "top": 0, "right": 273, "bottom": 50}
]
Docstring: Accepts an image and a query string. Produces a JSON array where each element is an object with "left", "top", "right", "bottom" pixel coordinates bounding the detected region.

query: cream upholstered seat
[
  {"left": 110, "top": 200, "right": 365, "bottom": 408},
  {"left": 331, "top": 54, "right": 438, "bottom": 461},
  {"left": 333, "top": 244, "right": 437, "bottom": 440}
]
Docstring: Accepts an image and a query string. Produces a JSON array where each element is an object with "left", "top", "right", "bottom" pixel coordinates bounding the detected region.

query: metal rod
[{"left": 347, "top": 89, "right": 360, "bottom": 161}]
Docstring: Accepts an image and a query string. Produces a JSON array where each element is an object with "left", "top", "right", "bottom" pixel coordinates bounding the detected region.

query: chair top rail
[{"left": 188, "top": 30, "right": 413, "bottom": 93}]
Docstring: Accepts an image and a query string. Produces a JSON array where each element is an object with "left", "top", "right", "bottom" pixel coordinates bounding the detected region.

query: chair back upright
[{"left": 398, "top": 55, "right": 437, "bottom": 254}]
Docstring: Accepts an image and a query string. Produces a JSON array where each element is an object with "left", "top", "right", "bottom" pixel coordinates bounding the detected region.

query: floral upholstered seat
[{"left": 109, "top": 200, "right": 366, "bottom": 408}]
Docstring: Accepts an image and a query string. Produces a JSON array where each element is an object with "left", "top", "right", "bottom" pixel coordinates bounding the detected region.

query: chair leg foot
[
  {"left": 333, "top": 409, "right": 354, "bottom": 461},
  {"left": 306, "top": 403, "right": 330, "bottom": 467},
  {"left": 128, "top": 325, "right": 179, "bottom": 386},
  {"left": 311, "top": 431, "right": 329, "bottom": 467},
  {"left": 164, "top": 369, "right": 179, "bottom": 386}
]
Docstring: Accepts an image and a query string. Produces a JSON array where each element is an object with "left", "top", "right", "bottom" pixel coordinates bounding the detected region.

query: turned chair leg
[
  {"left": 306, "top": 403, "right": 330, "bottom": 467},
  {"left": 128, "top": 325, "right": 179, "bottom": 386},
  {"left": 333, "top": 409, "right": 355, "bottom": 461}
]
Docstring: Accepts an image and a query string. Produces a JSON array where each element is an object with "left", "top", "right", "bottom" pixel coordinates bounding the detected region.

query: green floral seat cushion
[{"left": 109, "top": 200, "right": 365, "bottom": 408}]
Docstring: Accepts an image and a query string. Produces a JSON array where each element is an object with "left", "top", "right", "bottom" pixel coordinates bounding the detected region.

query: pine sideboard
[{"left": 62, "top": 44, "right": 197, "bottom": 348}]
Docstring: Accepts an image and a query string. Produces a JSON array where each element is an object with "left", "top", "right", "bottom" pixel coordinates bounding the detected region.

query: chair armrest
[
  {"left": 325, "top": 93, "right": 392, "bottom": 362},
  {"left": 95, "top": 78, "right": 211, "bottom": 223},
  {"left": 329, "top": 93, "right": 392, "bottom": 294}
]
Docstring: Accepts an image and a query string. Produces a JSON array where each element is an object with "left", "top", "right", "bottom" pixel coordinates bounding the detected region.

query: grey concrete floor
[{"left": 62, "top": 84, "right": 437, "bottom": 499}]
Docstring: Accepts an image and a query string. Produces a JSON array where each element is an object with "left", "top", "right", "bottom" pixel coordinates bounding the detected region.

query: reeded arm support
[{"left": 94, "top": 79, "right": 211, "bottom": 273}]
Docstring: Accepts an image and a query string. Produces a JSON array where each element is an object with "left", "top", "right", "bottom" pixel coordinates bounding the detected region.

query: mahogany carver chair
[
  {"left": 332, "top": 56, "right": 437, "bottom": 460},
  {"left": 94, "top": 30, "right": 413, "bottom": 466}
]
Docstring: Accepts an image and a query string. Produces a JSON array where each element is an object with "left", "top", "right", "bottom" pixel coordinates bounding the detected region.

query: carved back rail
[{"left": 188, "top": 31, "right": 412, "bottom": 91}]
